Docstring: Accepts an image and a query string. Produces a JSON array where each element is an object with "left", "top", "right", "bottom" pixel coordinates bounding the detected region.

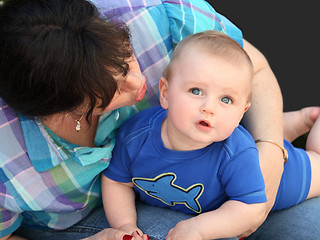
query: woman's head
[{"left": 0, "top": 0, "right": 136, "bottom": 118}]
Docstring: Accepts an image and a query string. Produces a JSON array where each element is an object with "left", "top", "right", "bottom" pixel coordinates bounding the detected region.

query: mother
[{"left": 0, "top": 0, "right": 319, "bottom": 240}]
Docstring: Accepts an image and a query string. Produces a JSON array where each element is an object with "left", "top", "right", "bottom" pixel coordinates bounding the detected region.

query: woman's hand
[
  {"left": 119, "top": 224, "right": 149, "bottom": 240},
  {"left": 81, "top": 228, "right": 145, "bottom": 240}
]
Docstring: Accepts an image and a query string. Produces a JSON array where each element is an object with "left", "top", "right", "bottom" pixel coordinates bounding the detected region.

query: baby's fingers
[{"left": 131, "top": 229, "right": 149, "bottom": 240}]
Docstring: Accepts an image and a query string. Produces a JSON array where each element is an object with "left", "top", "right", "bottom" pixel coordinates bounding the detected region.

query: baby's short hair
[{"left": 164, "top": 30, "right": 253, "bottom": 80}]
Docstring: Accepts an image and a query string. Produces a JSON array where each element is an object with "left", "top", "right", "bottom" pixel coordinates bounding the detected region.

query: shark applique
[{"left": 133, "top": 173, "right": 204, "bottom": 213}]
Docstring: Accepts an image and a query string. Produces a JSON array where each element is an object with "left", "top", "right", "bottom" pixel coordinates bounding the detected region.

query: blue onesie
[{"left": 103, "top": 107, "right": 311, "bottom": 213}]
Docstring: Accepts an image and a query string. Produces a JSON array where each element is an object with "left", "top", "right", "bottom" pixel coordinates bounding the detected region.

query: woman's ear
[{"left": 159, "top": 77, "right": 169, "bottom": 109}]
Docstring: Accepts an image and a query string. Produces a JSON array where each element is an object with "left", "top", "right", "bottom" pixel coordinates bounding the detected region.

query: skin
[
  {"left": 103, "top": 56, "right": 147, "bottom": 114},
  {"left": 159, "top": 47, "right": 252, "bottom": 151},
  {"left": 237, "top": 40, "right": 284, "bottom": 237}
]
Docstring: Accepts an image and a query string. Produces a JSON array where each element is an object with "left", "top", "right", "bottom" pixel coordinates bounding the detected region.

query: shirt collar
[{"left": 18, "top": 107, "right": 135, "bottom": 172}]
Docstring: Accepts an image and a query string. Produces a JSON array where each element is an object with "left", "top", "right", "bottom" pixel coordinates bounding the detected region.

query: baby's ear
[
  {"left": 159, "top": 77, "right": 169, "bottom": 109},
  {"left": 239, "top": 102, "right": 251, "bottom": 124},
  {"left": 244, "top": 102, "right": 251, "bottom": 112}
]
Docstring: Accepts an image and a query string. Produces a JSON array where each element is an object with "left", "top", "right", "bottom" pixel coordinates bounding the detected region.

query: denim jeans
[
  {"left": 15, "top": 197, "right": 320, "bottom": 240},
  {"left": 246, "top": 197, "right": 320, "bottom": 240}
]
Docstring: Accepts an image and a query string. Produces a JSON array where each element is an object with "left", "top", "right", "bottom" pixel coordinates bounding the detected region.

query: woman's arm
[
  {"left": 165, "top": 200, "right": 267, "bottom": 240},
  {"left": 242, "top": 39, "right": 284, "bottom": 212}
]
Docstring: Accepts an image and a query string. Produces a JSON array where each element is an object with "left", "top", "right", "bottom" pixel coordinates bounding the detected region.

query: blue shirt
[{"left": 104, "top": 107, "right": 267, "bottom": 214}]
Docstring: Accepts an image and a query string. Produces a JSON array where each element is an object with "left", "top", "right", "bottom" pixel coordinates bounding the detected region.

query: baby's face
[{"left": 162, "top": 49, "right": 252, "bottom": 150}]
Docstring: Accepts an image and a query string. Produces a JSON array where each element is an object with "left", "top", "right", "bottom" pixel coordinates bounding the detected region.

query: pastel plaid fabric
[
  {"left": 0, "top": 0, "right": 242, "bottom": 236},
  {"left": 0, "top": 100, "right": 135, "bottom": 237}
]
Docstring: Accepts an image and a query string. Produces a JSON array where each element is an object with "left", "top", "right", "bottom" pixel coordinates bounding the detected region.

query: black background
[{"left": 205, "top": 1, "right": 319, "bottom": 112}]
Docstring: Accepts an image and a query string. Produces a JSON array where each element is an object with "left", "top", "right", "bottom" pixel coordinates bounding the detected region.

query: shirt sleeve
[
  {"left": 0, "top": 207, "right": 22, "bottom": 238},
  {"left": 102, "top": 131, "right": 133, "bottom": 183},
  {"left": 163, "top": 0, "right": 243, "bottom": 46},
  {"left": 219, "top": 148, "right": 267, "bottom": 204}
]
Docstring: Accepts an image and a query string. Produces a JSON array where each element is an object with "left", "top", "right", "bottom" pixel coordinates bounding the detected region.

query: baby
[{"left": 102, "top": 30, "right": 320, "bottom": 240}]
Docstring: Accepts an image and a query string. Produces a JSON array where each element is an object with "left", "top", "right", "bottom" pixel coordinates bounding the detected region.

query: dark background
[{"left": 206, "top": 1, "right": 319, "bottom": 112}]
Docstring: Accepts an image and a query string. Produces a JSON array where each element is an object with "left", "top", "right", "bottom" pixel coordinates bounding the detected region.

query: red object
[{"left": 122, "top": 234, "right": 133, "bottom": 240}]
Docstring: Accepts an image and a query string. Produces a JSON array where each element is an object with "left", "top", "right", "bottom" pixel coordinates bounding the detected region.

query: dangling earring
[{"left": 66, "top": 114, "right": 84, "bottom": 132}]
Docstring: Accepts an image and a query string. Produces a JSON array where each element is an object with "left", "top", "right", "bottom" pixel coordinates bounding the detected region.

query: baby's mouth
[{"left": 198, "top": 120, "right": 211, "bottom": 127}]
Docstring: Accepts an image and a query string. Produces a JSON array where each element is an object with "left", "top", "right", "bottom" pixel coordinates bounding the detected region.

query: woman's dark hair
[{"left": 0, "top": 0, "right": 132, "bottom": 118}]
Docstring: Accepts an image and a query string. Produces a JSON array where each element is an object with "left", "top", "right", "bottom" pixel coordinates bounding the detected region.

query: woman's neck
[{"left": 40, "top": 114, "right": 100, "bottom": 147}]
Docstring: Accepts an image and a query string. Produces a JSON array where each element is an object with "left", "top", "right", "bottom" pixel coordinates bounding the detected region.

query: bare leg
[
  {"left": 306, "top": 115, "right": 320, "bottom": 153},
  {"left": 283, "top": 107, "right": 320, "bottom": 142},
  {"left": 305, "top": 115, "right": 320, "bottom": 199}
]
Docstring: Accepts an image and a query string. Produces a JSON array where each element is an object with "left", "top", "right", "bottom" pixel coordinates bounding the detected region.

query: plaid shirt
[{"left": 0, "top": 0, "right": 242, "bottom": 236}]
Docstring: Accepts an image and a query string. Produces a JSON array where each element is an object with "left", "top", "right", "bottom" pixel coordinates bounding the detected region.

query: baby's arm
[
  {"left": 101, "top": 175, "right": 145, "bottom": 237},
  {"left": 166, "top": 200, "right": 266, "bottom": 240}
]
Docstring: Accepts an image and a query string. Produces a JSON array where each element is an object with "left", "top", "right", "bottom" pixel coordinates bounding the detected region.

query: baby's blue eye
[
  {"left": 190, "top": 88, "right": 203, "bottom": 96},
  {"left": 221, "top": 97, "right": 232, "bottom": 104}
]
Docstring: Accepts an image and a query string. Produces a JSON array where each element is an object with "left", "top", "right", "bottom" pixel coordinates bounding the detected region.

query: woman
[
  {"left": 0, "top": 0, "right": 319, "bottom": 240},
  {"left": 0, "top": 0, "right": 147, "bottom": 239}
]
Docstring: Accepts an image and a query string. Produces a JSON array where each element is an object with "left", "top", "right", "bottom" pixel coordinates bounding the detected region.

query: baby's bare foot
[{"left": 283, "top": 107, "right": 320, "bottom": 142}]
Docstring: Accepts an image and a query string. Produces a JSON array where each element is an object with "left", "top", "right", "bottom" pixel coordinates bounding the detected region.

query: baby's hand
[
  {"left": 119, "top": 224, "right": 140, "bottom": 235},
  {"left": 165, "top": 218, "right": 202, "bottom": 240}
]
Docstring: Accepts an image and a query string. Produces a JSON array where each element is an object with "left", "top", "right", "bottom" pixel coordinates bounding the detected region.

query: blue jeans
[
  {"left": 15, "top": 198, "right": 320, "bottom": 240},
  {"left": 246, "top": 197, "right": 320, "bottom": 240}
]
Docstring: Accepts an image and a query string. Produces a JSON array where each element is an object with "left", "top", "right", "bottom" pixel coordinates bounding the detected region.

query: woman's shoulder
[
  {"left": 0, "top": 97, "right": 9, "bottom": 111},
  {"left": 0, "top": 98, "right": 19, "bottom": 126}
]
